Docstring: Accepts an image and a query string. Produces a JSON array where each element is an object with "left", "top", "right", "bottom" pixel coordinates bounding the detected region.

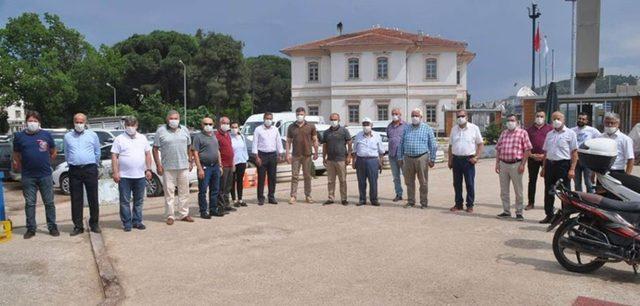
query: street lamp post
[
  {"left": 178, "top": 60, "right": 187, "bottom": 127},
  {"left": 527, "top": 2, "right": 541, "bottom": 91},
  {"left": 106, "top": 83, "right": 116, "bottom": 117},
  {"left": 566, "top": 0, "right": 577, "bottom": 95}
]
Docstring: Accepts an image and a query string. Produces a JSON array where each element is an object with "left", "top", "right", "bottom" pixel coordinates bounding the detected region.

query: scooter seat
[
  {"left": 578, "top": 192, "right": 640, "bottom": 213},
  {"left": 609, "top": 172, "right": 640, "bottom": 194}
]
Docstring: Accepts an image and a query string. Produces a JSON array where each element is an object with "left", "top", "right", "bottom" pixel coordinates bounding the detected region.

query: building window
[
  {"left": 376, "top": 57, "right": 388, "bottom": 79},
  {"left": 308, "top": 105, "right": 319, "bottom": 116},
  {"left": 348, "top": 58, "right": 359, "bottom": 79},
  {"left": 15, "top": 110, "right": 21, "bottom": 118},
  {"left": 377, "top": 104, "right": 389, "bottom": 121},
  {"left": 425, "top": 58, "right": 437, "bottom": 80},
  {"left": 348, "top": 104, "right": 360, "bottom": 123},
  {"left": 456, "top": 70, "right": 461, "bottom": 85},
  {"left": 308, "top": 62, "right": 319, "bottom": 82},
  {"left": 425, "top": 104, "right": 437, "bottom": 123}
]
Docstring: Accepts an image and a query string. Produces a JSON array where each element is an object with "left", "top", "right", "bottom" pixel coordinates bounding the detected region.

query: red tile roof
[{"left": 281, "top": 27, "right": 469, "bottom": 55}]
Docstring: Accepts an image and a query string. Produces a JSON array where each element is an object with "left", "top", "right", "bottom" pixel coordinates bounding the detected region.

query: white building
[
  {"left": 5, "top": 101, "right": 25, "bottom": 134},
  {"left": 281, "top": 27, "right": 475, "bottom": 134}
]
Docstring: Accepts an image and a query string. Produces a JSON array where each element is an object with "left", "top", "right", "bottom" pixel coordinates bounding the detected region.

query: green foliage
[
  {"left": 247, "top": 55, "right": 291, "bottom": 115},
  {"left": 484, "top": 118, "right": 506, "bottom": 145},
  {"left": 0, "top": 110, "right": 9, "bottom": 134}
]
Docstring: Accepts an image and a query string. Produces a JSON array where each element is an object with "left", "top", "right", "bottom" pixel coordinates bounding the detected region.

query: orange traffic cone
[{"left": 243, "top": 172, "right": 252, "bottom": 188}]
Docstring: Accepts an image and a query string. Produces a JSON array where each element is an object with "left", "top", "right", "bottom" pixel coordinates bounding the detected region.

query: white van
[{"left": 241, "top": 112, "right": 326, "bottom": 175}]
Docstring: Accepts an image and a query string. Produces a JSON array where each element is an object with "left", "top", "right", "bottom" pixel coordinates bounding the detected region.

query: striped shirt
[
  {"left": 398, "top": 123, "right": 437, "bottom": 161},
  {"left": 496, "top": 128, "right": 532, "bottom": 161}
]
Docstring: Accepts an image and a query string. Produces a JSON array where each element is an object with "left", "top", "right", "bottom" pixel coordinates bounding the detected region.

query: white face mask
[
  {"left": 392, "top": 115, "right": 400, "bottom": 122},
  {"left": 231, "top": 128, "right": 239, "bottom": 135},
  {"left": 411, "top": 116, "right": 421, "bottom": 125},
  {"left": 552, "top": 119, "right": 563, "bottom": 129},
  {"left": 26, "top": 122, "right": 40, "bottom": 133},
  {"left": 168, "top": 119, "right": 180, "bottom": 129},
  {"left": 330, "top": 120, "right": 339, "bottom": 127},
  {"left": 74, "top": 123, "right": 85, "bottom": 133},
  {"left": 296, "top": 115, "right": 305, "bottom": 123},
  {"left": 125, "top": 126, "right": 137, "bottom": 136},
  {"left": 203, "top": 125, "right": 214, "bottom": 133},
  {"left": 264, "top": 119, "right": 272, "bottom": 127},
  {"left": 604, "top": 127, "right": 618, "bottom": 135},
  {"left": 363, "top": 126, "right": 372, "bottom": 133},
  {"left": 506, "top": 121, "right": 517, "bottom": 130},
  {"left": 535, "top": 117, "right": 545, "bottom": 126},
  {"left": 457, "top": 117, "right": 467, "bottom": 125},
  {"left": 220, "top": 124, "right": 230, "bottom": 132}
]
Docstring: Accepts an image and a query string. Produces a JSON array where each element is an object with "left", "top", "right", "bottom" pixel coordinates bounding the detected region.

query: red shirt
[
  {"left": 215, "top": 130, "right": 234, "bottom": 167},
  {"left": 496, "top": 128, "right": 532, "bottom": 161},
  {"left": 526, "top": 124, "right": 553, "bottom": 154}
]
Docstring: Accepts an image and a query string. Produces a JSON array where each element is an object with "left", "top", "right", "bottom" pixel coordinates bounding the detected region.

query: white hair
[
  {"left": 604, "top": 112, "right": 620, "bottom": 122},
  {"left": 411, "top": 108, "right": 423, "bottom": 116}
]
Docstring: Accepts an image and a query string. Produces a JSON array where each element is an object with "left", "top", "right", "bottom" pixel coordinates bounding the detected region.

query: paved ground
[{"left": 2, "top": 162, "right": 639, "bottom": 305}]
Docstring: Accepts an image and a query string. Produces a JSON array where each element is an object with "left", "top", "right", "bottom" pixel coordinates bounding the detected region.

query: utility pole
[
  {"left": 178, "top": 60, "right": 187, "bottom": 127},
  {"left": 566, "top": 0, "right": 576, "bottom": 95},
  {"left": 528, "top": 2, "right": 541, "bottom": 90}
]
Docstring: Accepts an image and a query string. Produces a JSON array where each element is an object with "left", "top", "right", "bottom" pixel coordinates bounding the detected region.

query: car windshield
[{"left": 242, "top": 122, "right": 263, "bottom": 135}]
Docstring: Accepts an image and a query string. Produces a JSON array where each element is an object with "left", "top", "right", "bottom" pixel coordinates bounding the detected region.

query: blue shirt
[
  {"left": 354, "top": 132, "right": 384, "bottom": 158},
  {"left": 64, "top": 129, "right": 100, "bottom": 166},
  {"left": 13, "top": 129, "right": 56, "bottom": 178},
  {"left": 398, "top": 123, "right": 437, "bottom": 161}
]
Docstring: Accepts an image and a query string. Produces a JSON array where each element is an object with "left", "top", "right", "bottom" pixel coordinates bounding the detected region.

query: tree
[{"left": 246, "top": 55, "right": 291, "bottom": 115}]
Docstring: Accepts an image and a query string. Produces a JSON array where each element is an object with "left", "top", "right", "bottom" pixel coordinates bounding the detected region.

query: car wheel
[
  {"left": 315, "top": 169, "right": 326, "bottom": 176},
  {"left": 146, "top": 174, "right": 164, "bottom": 197},
  {"left": 60, "top": 173, "right": 70, "bottom": 195}
]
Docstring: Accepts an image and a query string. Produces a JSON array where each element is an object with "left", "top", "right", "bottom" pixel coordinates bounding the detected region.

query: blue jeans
[
  {"left": 356, "top": 157, "right": 379, "bottom": 203},
  {"left": 452, "top": 157, "right": 476, "bottom": 208},
  {"left": 118, "top": 177, "right": 147, "bottom": 229},
  {"left": 574, "top": 160, "right": 594, "bottom": 193},
  {"left": 198, "top": 164, "right": 221, "bottom": 215},
  {"left": 22, "top": 176, "right": 57, "bottom": 231},
  {"left": 388, "top": 156, "right": 403, "bottom": 197}
]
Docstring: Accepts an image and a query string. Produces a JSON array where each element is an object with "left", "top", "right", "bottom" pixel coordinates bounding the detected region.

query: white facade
[
  {"left": 5, "top": 101, "right": 25, "bottom": 133},
  {"left": 283, "top": 28, "right": 474, "bottom": 134}
]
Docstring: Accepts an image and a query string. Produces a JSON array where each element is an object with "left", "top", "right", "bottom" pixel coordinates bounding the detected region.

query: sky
[{"left": 1, "top": 0, "right": 638, "bottom": 102}]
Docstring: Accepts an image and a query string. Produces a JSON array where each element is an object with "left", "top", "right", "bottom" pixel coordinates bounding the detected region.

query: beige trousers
[
  {"left": 326, "top": 160, "right": 347, "bottom": 201},
  {"left": 163, "top": 169, "right": 190, "bottom": 219},
  {"left": 291, "top": 156, "right": 312, "bottom": 198},
  {"left": 402, "top": 154, "right": 430, "bottom": 206},
  {"left": 499, "top": 161, "right": 524, "bottom": 214}
]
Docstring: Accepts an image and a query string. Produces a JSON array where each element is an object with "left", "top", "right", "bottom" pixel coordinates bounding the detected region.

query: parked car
[
  {"left": 91, "top": 128, "right": 125, "bottom": 145},
  {"left": 52, "top": 143, "right": 198, "bottom": 197},
  {"left": 0, "top": 141, "right": 13, "bottom": 180}
]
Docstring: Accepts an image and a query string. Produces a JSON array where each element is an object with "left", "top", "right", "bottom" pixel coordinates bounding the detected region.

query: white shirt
[
  {"left": 354, "top": 132, "right": 384, "bottom": 158},
  {"left": 543, "top": 126, "right": 578, "bottom": 161},
  {"left": 231, "top": 134, "right": 249, "bottom": 165},
  {"left": 449, "top": 122, "right": 483, "bottom": 156},
  {"left": 252, "top": 125, "right": 284, "bottom": 154},
  {"left": 111, "top": 132, "right": 151, "bottom": 178},
  {"left": 600, "top": 130, "right": 634, "bottom": 170},
  {"left": 629, "top": 123, "right": 640, "bottom": 154},
  {"left": 571, "top": 125, "right": 601, "bottom": 147}
]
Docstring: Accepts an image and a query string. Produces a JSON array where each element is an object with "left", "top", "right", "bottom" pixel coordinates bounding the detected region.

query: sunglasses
[
  {"left": 203, "top": 123, "right": 214, "bottom": 126},
  {"left": 456, "top": 115, "right": 466, "bottom": 118}
]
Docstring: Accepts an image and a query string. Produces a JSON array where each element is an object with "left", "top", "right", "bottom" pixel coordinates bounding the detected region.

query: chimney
[
  {"left": 417, "top": 29, "right": 424, "bottom": 42},
  {"left": 337, "top": 22, "right": 343, "bottom": 35}
]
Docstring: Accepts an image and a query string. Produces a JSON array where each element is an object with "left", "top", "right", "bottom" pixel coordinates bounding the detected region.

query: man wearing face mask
[
  {"left": 599, "top": 112, "right": 634, "bottom": 175},
  {"left": 571, "top": 113, "right": 600, "bottom": 192},
  {"left": 111, "top": 117, "right": 153, "bottom": 231},
  {"left": 215, "top": 116, "right": 235, "bottom": 212},
  {"left": 397, "top": 109, "right": 437, "bottom": 209},
  {"left": 448, "top": 110, "right": 484, "bottom": 213},
  {"left": 153, "top": 110, "right": 194, "bottom": 225},
  {"left": 64, "top": 113, "right": 101, "bottom": 235},
  {"left": 321, "top": 113, "right": 352, "bottom": 205},
  {"left": 13, "top": 111, "right": 58, "bottom": 239},
  {"left": 386, "top": 108, "right": 406, "bottom": 202},
  {"left": 539, "top": 111, "right": 578, "bottom": 224},
  {"left": 252, "top": 112, "right": 284, "bottom": 205},
  {"left": 495, "top": 114, "right": 532, "bottom": 221},
  {"left": 353, "top": 117, "right": 384, "bottom": 206},
  {"left": 191, "top": 117, "right": 223, "bottom": 219},
  {"left": 525, "top": 111, "right": 553, "bottom": 210},
  {"left": 286, "top": 107, "right": 318, "bottom": 204}
]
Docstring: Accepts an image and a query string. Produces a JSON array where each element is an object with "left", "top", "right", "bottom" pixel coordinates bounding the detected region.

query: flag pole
[
  {"left": 544, "top": 35, "right": 548, "bottom": 87},
  {"left": 551, "top": 49, "right": 555, "bottom": 82}
]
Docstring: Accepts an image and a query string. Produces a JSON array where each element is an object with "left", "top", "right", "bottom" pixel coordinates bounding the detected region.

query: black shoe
[
  {"left": 225, "top": 206, "right": 237, "bottom": 212},
  {"left": 323, "top": 200, "right": 334, "bottom": 205},
  {"left": 49, "top": 228, "right": 60, "bottom": 237},
  {"left": 258, "top": 201, "right": 264, "bottom": 206},
  {"left": 392, "top": 195, "right": 402, "bottom": 202},
  {"left": 23, "top": 230, "right": 35, "bottom": 239},
  {"left": 233, "top": 203, "right": 241, "bottom": 208},
  {"left": 70, "top": 228, "right": 84, "bottom": 236},
  {"left": 497, "top": 212, "right": 511, "bottom": 219},
  {"left": 372, "top": 202, "right": 380, "bottom": 206},
  {"left": 210, "top": 211, "right": 225, "bottom": 217},
  {"left": 341, "top": 200, "right": 349, "bottom": 205},
  {"left": 515, "top": 214, "right": 524, "bottom": 221},
  {"left": 200, "top": 213, "right": 211, "bottom": 219},
  {"left": 240, "top": 201, "right": 248, "bottom": 207},
  {"left": 539, "top": 216, "right": 553, "bottom": 224},
  {"left": 268, "top": 200, "right": 278, "bottom": 205},
  {"left": 90, "top": 226, "right": 102, "bottom": 234},
  {"left": 133, "top": 224, "right": 146, "bottom": 230},
  {"left": 124, "top": 227, "right": 132, "bottom": 232},
  {"left": 357, "top": 202, "right": 365, "bottom": 206}
]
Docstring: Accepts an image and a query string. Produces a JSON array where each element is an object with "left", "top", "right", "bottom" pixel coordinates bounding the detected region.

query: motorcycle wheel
[{"left": 552, "top": 219, "right": 606, "bottom": 273}]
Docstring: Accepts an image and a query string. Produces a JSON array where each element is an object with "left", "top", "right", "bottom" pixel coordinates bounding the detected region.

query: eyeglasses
[
  {"left": 203, "top": 123, "right": 213, "bottom": 126},
  {"left": 456, "top": 115, "right": 466, "bottom": 118}
]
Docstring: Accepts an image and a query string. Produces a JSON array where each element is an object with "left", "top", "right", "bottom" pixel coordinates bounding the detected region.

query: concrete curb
[{"left": 86, "top": 219, "right": 125, "bottom": 306}]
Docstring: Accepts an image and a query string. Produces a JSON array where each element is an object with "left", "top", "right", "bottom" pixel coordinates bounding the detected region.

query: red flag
[{"left": 534, "top": 26, "right": 541, "bottom": 52}]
